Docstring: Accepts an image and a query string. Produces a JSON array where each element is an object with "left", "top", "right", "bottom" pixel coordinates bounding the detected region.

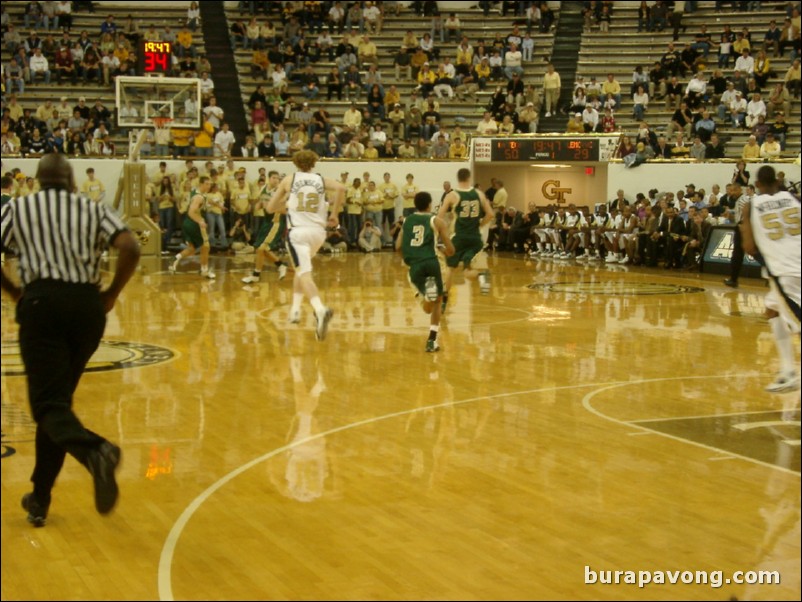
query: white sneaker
[
  {"left": 620, "top": 256, "right": 630, "bottom": 264},
  {"left": 168, "top": 259, "right": 179, "bottom": 273},
  {"left": 288, "top": 309, "right": 301, "bottom": 324},
  {"left": 278, "top": 264, "right": 288, "bottom": 280},
  {"left": 315, "top": 307, "right": 334, "bottom": 341},
  {"left": 424, "top": 276, "right": 438, "bottom": 302},
  {"left": 589, "top": 254, "right": 600, "bottom": 261},
  {"left": 241, "top": 274, "right": 260, "bottom": 284},
  {"left": 605, "top": 254, "right": 617, "bottom": 263},
  {"left": 765, "top": 371, "right": 801, "bottom": 394},
  {"left": 545, "top": 111, "right": 551, "bottom": 117},
  {"left": 201, "top": 270, "right": 216, "bottom": 280}
]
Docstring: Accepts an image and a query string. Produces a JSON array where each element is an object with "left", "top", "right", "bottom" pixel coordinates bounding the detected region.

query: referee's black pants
[{"left": 16, "top": 280, "right": 108, "bottom": 503}]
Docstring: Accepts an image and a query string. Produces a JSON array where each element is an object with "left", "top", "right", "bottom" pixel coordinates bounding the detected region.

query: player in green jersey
[
  {"left": 436, "top": 167, "right": 495, "bottom": 310},
  {"left": 397, "top": 191, "right": 455, "bottom": 352}
]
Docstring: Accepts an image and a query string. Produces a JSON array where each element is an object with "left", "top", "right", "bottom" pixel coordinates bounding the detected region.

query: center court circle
[{"left": 1, "top": 340, "right": 175, "bottom": 376}]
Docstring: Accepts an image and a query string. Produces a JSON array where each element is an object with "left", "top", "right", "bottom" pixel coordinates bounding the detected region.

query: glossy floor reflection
[{"left": 1, "top": 252, "right": 800, "bottom": 601}]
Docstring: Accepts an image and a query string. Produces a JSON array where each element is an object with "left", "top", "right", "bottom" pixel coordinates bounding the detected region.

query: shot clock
[{"left": 138, "top": 40, "right": 173, "bottom": 75}]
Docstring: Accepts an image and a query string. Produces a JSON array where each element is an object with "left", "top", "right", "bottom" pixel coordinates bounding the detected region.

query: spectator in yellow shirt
[
  {"left": 194, "top": 118, "right": 215, "bottom": 156},
  {"left": 80, "top": 167, "right": 105, "bottom": 202},
  {"left": 449, "top": 138, "right": 468, "bottom": 159},
  {"left": 741, "top": 135, "right": 761, "bottom": 159}
]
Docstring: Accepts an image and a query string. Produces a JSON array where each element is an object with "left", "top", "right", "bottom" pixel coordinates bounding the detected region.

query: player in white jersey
[
  {"left": 584, "top": 206, "right": 613, "bottom": 261},
  {"left": 603, "top": 209, "right": 624, "bottom": 262},
  {"left": 615, "top": 205, "right": 640, "bottom": 265},
  {"left": 531, "top": 208, "right": 555, "bottom": 257},
  {"left": 740, "top": 165, "right": 801, "bottom": 393},
  {"left": 267, "top": 150, "right": 345, "bottom": 342},
  {"left": 560, "top": 204, "right": 588, "bottom": 259}
]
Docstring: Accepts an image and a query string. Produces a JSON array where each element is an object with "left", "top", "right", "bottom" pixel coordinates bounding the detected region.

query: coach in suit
[{"left": 664, "top": 204, "right": 688, "bottom": 269}]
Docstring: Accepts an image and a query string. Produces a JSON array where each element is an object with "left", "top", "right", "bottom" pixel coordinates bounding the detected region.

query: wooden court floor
[{"left": 1, "top": 251, "right": 800, "bottom": 601}]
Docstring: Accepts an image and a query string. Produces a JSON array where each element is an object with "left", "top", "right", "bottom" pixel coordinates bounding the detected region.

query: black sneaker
[
  {"left": 723, "top": 278, "right": 738, "bottom": 288},
  {"left": 86, "top": 442, "right": 121, "bottom": 515},
  {"left": 21, "top": 492, "right": 49, "bottom": 527}
]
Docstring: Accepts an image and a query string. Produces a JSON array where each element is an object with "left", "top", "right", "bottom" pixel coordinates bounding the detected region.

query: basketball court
[{"left": 1, "top": 253, "right": 799, "bottom": 600}]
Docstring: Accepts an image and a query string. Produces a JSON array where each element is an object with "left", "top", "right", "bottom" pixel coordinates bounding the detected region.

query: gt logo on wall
[{"left": 1, "top": 340, "right": 175, "bottom": 376}]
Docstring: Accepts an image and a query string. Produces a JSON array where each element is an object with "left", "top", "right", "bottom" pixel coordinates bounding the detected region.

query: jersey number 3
[{"left": 410, "top": 224, "right": 425, "bottom": 246}]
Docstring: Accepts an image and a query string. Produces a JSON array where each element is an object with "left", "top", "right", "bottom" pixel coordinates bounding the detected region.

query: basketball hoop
[{"left": 151, "top": 116, "right": 174, "bottom": 133}]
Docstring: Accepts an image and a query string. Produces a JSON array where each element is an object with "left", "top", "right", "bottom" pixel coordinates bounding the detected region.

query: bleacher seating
[
  {"left": 576, "top": 1, "right": 800, "bottom": 158},
  {"left": 2, "top": 1, "right": 208, "bottom": 156},
  {"left": 225, "top": 3, "right": 557, "bottom": 152}
]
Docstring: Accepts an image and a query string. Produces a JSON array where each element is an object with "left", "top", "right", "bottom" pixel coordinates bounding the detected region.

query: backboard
[{"left": 115, "top": 75, "right": 201, "bottom": 129}]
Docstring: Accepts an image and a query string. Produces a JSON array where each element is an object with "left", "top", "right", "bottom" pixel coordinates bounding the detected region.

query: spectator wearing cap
[
  {"left": 759, "top": 132, "right": 781, "bottom": 158},
  {"left": 386, "top": 103, "right": 405, "bottom": 140},
  {"left": 417, "top": 61, "right": 436, "bottom": 98},
  {"left": 741, "top": 135, "right": 761, "bottom": 159},
  {"left": 54, "top": 46, "right": 76, "bottom": 84},
  {"left": 518, "top": 102, "right": 538, "bottom": 133},
  {"left": 566, "top": 112, "right": 584, "bottom": 134},
  {"left": 74, "top": 96, "right": 90, "bottom": 120},
  {"left": 729, "top": 90, "right": 747, "bottom": 127}
]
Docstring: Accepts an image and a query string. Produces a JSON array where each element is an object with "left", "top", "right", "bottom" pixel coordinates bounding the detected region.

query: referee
[
  {"left": 0, "top": 154, "right": 140, "bottom": 527},
  {"left": 724, "top": 182, "right": 747, "bottom": 288}
]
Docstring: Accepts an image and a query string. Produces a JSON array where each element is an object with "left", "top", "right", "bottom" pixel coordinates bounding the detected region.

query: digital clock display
[
  {"left": 491, "top": 138, "right": 599, "bottom": 161},
  {"left": 138, "top": 40, "right": 172, "bottom": 74}
]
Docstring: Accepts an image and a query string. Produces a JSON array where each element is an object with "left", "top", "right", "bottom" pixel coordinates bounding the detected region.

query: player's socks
[
  {"left": 770, "top": 316, "right": 796, "bottom": 373},
  {"left": 441, "top": 292, "right": 449, "bottom": 313},
  {"left": 310, "top": 296, "right": 326, "bottom": 314}
]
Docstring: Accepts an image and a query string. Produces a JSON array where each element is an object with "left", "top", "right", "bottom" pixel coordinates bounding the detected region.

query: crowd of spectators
[
  {"left": 567, "top": 1, "right": 800, "bottom": 161},
  {"left": 225, "top": 1, "right": 559, "bottom": 160},
  {"left": 490, "top": 169, "right": 798, "bottom": 273},
  {"left": 2, "top": 1, "right": 212, "bottom": 157}
]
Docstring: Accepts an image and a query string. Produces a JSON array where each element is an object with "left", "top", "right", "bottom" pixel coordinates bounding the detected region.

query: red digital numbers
[{"left": 144, "top": 52, "right": 169, "bottom": 73}]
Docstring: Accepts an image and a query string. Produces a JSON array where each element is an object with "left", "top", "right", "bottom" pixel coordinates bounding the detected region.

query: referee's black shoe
[
  {"left": 86, "top": 442, "right": 121, "bottom": 515},
  {"left": 21, "top": 492, "right": 50, "bottom": 527}
]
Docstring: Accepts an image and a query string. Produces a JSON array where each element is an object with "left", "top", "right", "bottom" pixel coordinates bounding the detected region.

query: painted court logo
[
  {"left": 528, "top": 282, "right": 705, "bottom": 295},
  {"left": 1, "top": 340, "right": 175, "bottom": 376}
]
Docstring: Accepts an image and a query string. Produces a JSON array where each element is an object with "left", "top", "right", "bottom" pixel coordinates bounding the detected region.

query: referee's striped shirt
[{"left": 0, "top": 188, "right": 128, "bottom": 286}]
